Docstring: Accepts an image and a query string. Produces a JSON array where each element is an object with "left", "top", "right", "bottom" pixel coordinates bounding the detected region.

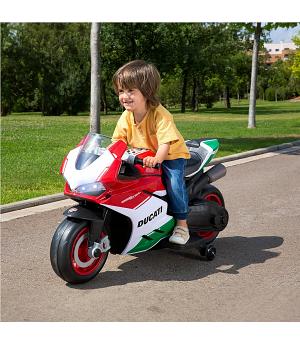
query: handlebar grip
[
  {"left": 134, "top": 157, "right": 144, "bottom": 165},
  {"left": 134, "top": 157, "right": 160, "bottom": 169}
]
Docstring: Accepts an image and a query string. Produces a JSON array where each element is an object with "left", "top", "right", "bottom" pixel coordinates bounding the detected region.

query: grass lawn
[{"left": 1, "top": 100, "right": 300, "bottom": 204}]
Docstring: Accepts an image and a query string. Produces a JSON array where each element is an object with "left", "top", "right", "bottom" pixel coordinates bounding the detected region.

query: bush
[
  {"left": 199, "top": 76, "right": 222, "bottom": 108},
  {"left": 265, "top": 86, "right": 295, "bottom": 101},
  {"left": 160, "top": 75, "right": 181, "bottom": 107}
]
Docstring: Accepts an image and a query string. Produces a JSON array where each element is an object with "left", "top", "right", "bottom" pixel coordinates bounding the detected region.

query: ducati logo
[
  {"left": 138, "top": 206, "right": 163, "bottom": 227},
  {"left": 121, "top": 192, "right": 141, "bottom": 204}
]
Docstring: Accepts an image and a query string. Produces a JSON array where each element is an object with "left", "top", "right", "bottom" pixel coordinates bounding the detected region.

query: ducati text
[{"left": 137, "top": 206, "right": 163, "bottom": 227}]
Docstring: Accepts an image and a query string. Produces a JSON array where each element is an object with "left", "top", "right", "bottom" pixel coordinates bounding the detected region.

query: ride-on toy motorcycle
[{"left": 50, "top": 133, "right": 229, "bottom": 284}]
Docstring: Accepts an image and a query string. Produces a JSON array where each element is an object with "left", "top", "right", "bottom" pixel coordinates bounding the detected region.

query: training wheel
[
  {"left": 199, "top": 245, "right": 216, "bottom": 261},
  {"left": 206, "top": 246, "right": 216, "bottom": 261}
]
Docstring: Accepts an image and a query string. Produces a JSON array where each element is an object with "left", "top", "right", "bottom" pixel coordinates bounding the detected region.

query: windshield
[
  {"left": 76, "top": 133, "right": 112, "bottom": 170},
  {"left": 81, "top": 132, "right": 112, "bottom": 155}
]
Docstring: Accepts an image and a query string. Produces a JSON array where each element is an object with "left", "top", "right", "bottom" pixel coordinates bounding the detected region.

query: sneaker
[{"left": 169, "top": 226, "right": 190, "bottom": 245}]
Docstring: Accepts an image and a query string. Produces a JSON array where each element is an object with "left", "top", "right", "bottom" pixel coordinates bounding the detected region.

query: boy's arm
[
  {"left": 112, "top": 119, "right": 128, "bottom": 145},
  {"left": 143, "top": 143, "right": 170, "bottom": 168}
]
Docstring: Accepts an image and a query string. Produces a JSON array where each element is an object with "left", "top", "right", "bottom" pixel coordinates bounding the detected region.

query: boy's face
[{"left": 118, "top": 87, "right": 147, "bottom": 113}]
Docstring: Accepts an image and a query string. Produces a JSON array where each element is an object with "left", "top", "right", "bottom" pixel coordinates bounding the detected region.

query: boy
[{"left": 112, "top": 60, "right": 191, "bottom": 245}]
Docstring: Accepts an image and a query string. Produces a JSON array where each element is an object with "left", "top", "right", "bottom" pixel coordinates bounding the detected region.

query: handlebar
[
  {"left": 125, "top": 154, "right": 160, "bottom": 169},
  {"left": 134, "top": 157, "right": 160, "bottom": 169}
]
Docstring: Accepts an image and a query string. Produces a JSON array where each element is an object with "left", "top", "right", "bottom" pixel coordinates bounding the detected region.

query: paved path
[{"left": 1, "top": 147, "right": 300, "bottom": 321}]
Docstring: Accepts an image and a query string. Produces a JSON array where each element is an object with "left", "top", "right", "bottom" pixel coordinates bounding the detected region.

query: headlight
[{"left": 75, "top": 182, "right": 106, "bottom": 196}]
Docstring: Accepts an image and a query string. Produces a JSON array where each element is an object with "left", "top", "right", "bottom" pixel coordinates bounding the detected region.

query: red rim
[
  {"left": 197, "top": 193, "right": 223, "bottom": 240},
  {"left": 71, "top": 227, "right": 107, "bottom": 276}
]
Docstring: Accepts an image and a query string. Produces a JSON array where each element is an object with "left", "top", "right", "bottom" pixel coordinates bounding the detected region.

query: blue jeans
[{"left": 162, "top": 158, "right": 189, "bottom": 220}]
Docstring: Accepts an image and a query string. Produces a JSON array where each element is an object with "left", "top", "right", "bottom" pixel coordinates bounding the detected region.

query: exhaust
[
  {"left": 206, "top": 163, "right": 227, "bottom": 183},
  {"left": 187, "top": 163, "right": 227, "bottom": 196}
]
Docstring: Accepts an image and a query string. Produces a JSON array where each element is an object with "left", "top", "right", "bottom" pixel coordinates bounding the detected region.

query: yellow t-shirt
[{"left": 112, "top": 104, "right": 190, "bottom": 160}]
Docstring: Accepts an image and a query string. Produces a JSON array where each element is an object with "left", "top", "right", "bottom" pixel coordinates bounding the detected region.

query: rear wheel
[
  {"left": 195, "top": 185, "right": 225, "bottom": 242},
  {"left": 50, "top": 218, "right": 108, "bottom": 284}
]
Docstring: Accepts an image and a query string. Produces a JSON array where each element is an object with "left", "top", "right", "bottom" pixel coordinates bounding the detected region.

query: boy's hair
[{"left": 112, "top": 60, "right": 161, "bottom": 108}]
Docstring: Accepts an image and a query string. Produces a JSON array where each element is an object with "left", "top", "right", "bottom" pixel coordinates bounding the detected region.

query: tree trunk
[
  {"left": 247, "top": 82, "right": 250, "bottom": 100},
  {"left": 223, "top": 89, "right": 226, "bottom": 107},
  {"left": 191, "top": 78, "right": 196, "bottom": 112},
  {"left": 181, "top": 71, "right": 188, "bottom": 113},
  {"left": 102, "top": 82, "right": 108, "bottom": 115},
  {"left": 195, "top": 80, "right": 199, "bottom": 112},
  {"left": 0, "top": 105, "right": 9, "bottom": 116},
  {"left": 225, "top": 86, "right": 231, "bottom": 109},
  {"left": 237, "top": 91, "right": 240, "bottom": 104},
  {"left": 90, "top": 23, "right": 101, "bottom": 133},
  {"left": 248, "top": 22, "right": 261, "bottom": 129},
  {"left": 130, "top": 23, "right": 137, "bottom": 60}
]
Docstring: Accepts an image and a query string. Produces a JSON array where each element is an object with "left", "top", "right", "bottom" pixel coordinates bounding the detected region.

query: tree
[
  {"left": 240, "top": 22, "right": 299, "bottom": 128},
  {"left": 291, "top": 32, "right": 300, "bottom": 79},
  {"left": 232, "top": 52, "right": 252, "bottom": 102},
  {"left": 90, "top": 23, "right": 101, "bottom": 133},
  {"left": 1, "top": 23, "right": 42, "bottom": 115},
  {"left": 248, "top": 22, "right": 261, "bottom": 128},
  {"left": 1, "top": 23, "right": 90, "bottom": 116},
  {"left": 23, "top": 23, "right": 90, "bottom": 116},
  {"left": 100, "top": 23, "right": 167, "bottom": 113},
  {"left": 1, "top": 23, "right": 18, "bottom": 116}
]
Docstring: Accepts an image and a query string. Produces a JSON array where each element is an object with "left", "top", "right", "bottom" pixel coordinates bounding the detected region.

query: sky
[{"left": 269, "top": 25, "right": 300, "bottom": 43}]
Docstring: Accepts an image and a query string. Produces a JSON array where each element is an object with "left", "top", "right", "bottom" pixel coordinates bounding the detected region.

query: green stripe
[
  {"left": 128, "top": 218, "right": 175, "bottom": 254},
  {"left": 203, "top": 139, "right": 219, "bottom": 151}
]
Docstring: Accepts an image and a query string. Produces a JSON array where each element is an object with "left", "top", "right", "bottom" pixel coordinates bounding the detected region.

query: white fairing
[
  {"left": 105, "top": 196, "right": 172, "bottom": 254},
  {"left": 199, "top": 142, "right": 214, "bottom": 170},
  {"left": 185, "top": 141, "right": 217, "bottom": 178},
  {"left": 63, "top": 146, "right": 115, "bottom": 190}
]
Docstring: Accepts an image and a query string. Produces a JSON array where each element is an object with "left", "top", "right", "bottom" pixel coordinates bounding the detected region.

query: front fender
[
  {"left": 63, "top": 205, "right": 105, "bottom": 222},
  {"left": 63, "top": 205, "right": 107, "bottom": 245}
]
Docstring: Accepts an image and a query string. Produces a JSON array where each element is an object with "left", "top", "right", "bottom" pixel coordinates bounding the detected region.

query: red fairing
[
  {"left": 107, "top": 140, "right": 127, "bottom": 158},
  {"left": 59, "top": 156, "right": 68, "bottom": 175},
  {"left": 63, "top": 139, "right": 165, "bottom": 206},
  {"left": 100, "top": 143, "right": 165, "bottom": 206}
]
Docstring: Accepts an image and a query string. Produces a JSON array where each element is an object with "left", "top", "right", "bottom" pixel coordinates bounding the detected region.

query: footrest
[{"left": 167, "top": 234, "right": 207, "bottom": 251}]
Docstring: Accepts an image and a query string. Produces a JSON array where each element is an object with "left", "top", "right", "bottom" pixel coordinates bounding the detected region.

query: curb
[
  {"left": 1, "top": 139, "right": 300, "bottom": 214},
  {"left": 1, "top": 193, "right": 67, "bottom": 214},
  {"left": 208, "top": 139, "right": 300, "bottom": 166}
]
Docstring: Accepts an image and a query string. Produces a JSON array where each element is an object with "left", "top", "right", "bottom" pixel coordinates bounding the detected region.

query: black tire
[
  {"left": 199, "top": 245, "right": 217, "bottom": 261},
  {"left": 195, "top": 185, "right": 225, "bottom": 243},
  {"left": 200, "top": 185, "right": 225, "bottom": 207},
  {"left": 50, "top": 218, "right": 108, "bottom": 284},
  {"left": 206, "top": 246, "right": 217, "bottom": 261}
]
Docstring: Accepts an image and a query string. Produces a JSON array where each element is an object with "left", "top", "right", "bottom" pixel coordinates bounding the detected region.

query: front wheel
[{"left": 50, "top": 218, "right": 108, "bottom": 284}]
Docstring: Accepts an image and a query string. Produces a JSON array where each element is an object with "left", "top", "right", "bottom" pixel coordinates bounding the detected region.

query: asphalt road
[{"left": 1, "top": 148, "right": 300, "bottom": 321}]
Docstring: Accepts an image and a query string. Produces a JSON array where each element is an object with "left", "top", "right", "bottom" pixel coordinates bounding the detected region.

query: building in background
[{"left": 264, "top": 42, "right": 297, "bottom": 65}]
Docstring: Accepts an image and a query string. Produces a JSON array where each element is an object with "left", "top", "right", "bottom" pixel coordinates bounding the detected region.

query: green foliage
[
  {"left": 160, "top": 72, "right": 182, "bottom": 107},
  {"left": 1, "top": 23, "right": 90, "bottom": 116},
  {"left": 1, "top": 22, "right": 300, "bottom": 116},
  {"left": 291, "top": 32, "right": 300, "bottom": 79},
  {"left": 200, "top": 75, "right": 223, "bottom": 108},
  {"left": 261, "top": 59, "right": 300, "bottom": 101}
]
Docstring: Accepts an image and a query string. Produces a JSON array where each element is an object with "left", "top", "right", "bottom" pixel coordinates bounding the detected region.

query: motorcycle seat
[
  {"left": 185, "top": 151, "right": 202, "bottom": 177},
  {"left": 184, "top": 139, "right": 212, "bottom": 177}
]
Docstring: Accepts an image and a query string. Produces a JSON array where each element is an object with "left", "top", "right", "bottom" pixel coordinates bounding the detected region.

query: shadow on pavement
[{"left": 67, "top": 235, "right": 283, "bottom": 290}]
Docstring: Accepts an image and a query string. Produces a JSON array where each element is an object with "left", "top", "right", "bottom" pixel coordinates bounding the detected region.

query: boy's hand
[
  {"left": 143, "top": 156, "right": 160, "bottom": 168},
  {"left": 142, "top": 143, "right": 170, "bottom": 168}
]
